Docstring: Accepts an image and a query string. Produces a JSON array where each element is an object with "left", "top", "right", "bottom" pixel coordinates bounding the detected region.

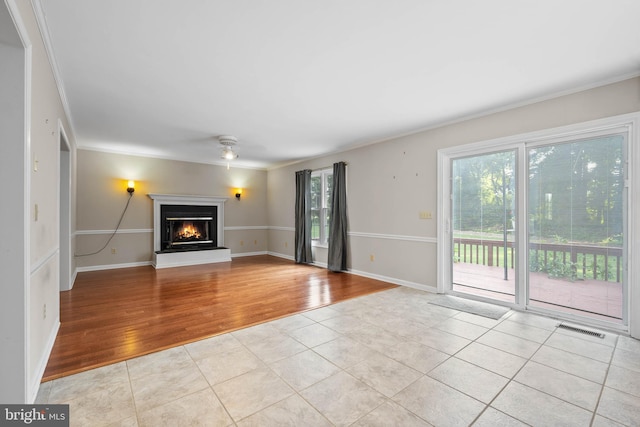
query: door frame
[
  {"left": 0, "top": 0, "right": 32, "bottom": 403},
  {"left": 58, "top": 120, "right": 72, "bottom": 290},
  {"left": 448, "top": 148, "right": 522, "bottom": 307},
  {"left": 438, "top": 112, "right": 640, "bottom": 338}
]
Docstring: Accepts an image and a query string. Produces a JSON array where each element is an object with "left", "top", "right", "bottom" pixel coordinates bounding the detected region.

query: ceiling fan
[{"left": 218, "top": 135, "right": 238, "bottom": 169}]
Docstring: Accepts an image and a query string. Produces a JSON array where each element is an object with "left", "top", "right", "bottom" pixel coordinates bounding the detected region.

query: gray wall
[
  {"left": 75, "top": 150, "right": 268, "bottom": 269},
  {"left": 1, "top": 0, "right": 77, "bottom": 403},
  {"left": 76, "top": 77, "right": 640, "bottom": 286},
  {"left": 267, "top": 77, "right": 640, "bottom": 289},
  {"left": 0, "top": 9, "right": 28, "bottom": 404}
]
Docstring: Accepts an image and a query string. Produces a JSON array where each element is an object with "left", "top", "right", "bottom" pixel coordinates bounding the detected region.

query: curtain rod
[{"left": 312, "top": 162, "right": 348, "bottom": 172}]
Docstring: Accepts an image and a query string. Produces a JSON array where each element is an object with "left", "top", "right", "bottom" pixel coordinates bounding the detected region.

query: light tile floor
[{"left": 36, "top": 287, "right": 640, "bottom": 426}]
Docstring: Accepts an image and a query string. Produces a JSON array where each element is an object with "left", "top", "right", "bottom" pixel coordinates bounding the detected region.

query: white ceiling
[{"left": 36, "top": 0, "right": 640, "bottom": 169}]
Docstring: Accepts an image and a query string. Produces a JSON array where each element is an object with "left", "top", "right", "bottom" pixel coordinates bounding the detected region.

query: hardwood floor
[{"left": 43, "top": 255, "right": 397, "bottom": 382}]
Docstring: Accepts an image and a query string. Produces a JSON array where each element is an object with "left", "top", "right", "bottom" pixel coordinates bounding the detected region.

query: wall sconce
[
  {"left": 127, "top": 180, "right": 135, "bottom": 194},
  {"left": 235, "top": 188, "right": 242, "bottom": 200}
]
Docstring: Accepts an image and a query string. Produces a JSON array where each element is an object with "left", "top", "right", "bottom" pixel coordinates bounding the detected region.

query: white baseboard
[
  {"left": 76, "top": 261, "right": 153, "bottom": 272},
  {"left": 28, "top": 318, "right": 60, "bottom": 403},
  {"left": 348, "top": 268, "right": 437, "bottom": 293},
  {"left": 267, "top": 251, "right": 294, "bottom": 261},
  {"left": 68, "top": 269, "right": 78, "bottom": 290},
  {"left": 76, "top": 251, "right": 271, "bottom": 271},
  {"left": 231, "top": 251, "right": 268, "bottom": 258},
  {"left": 265, "top": 252, "right": 435, "bottom": 293}
]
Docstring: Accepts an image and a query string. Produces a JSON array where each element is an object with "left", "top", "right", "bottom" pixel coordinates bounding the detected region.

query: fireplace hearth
[{"left": 149, "top": 194, "right": 231, "bottom": 268}]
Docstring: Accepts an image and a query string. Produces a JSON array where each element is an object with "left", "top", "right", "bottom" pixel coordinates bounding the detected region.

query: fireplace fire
[
  {"left": 176, "top": 222, "right": 203, "bottom": 240},
  {"left": 168, "top": 218, "right": 213, "bottom": 246}
]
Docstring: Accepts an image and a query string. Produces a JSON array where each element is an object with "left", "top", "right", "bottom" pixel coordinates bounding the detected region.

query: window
[{"left": 311, "top": 168, "right": 332, "bottom": 245}]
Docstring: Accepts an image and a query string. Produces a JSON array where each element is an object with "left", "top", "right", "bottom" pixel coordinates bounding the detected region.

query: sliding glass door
[
  {"left": 452, "top": 151, "right": 517, "bottom": 303},
  {"left": 442, "top": 123, "right": 629, "bottom": 327},
  {"left": 527, "top": 133, "right": 626, "bottom": 323}
]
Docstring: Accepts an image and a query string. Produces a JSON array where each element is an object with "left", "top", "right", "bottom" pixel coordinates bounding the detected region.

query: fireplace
[
  {"left": 149, "top": 194, "right": 231, "bottom": 268},
  {"left": 160, "top": 204, "right": 217, "bottom": 251}
]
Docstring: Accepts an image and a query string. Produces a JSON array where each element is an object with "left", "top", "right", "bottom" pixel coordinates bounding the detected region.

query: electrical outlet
[
  {"left": 34, "top": 204, "right": 38, "bottom": 221},
  {"left": 240, "top": 240, "right": 244, "bottom": 246},
  {"left": 254, "top": 240, "right": 257, "bottom": 245},
  {"left": 285, "top": 242, "right": 288, "bottom": 247},
  {"left": 43, "top": 303, "right": 46, "bottom": 319},
  {"left": 111, "top": 248, "right": 116, "bottom": 254},
  {"left": 370, "top": 254, "right": 375, "bottom": 262}
]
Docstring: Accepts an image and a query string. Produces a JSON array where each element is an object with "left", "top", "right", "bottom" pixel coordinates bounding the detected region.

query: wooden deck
[
  {"left": 43, "top": 255, "right": 397, "bottom": 382},
  {"left": 453, "top": 262, "right": 623, "bottom": 322}
]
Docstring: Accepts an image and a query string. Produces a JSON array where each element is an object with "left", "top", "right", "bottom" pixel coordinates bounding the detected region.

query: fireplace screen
[
  {"left": 160, "top": 204, "right": 217, "bottom": 251},
  {"left": 168, "top": 217, "right": 213, "bottom": 246}
]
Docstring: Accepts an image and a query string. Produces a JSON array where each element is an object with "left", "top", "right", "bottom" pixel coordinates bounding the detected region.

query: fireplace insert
[{"left": 160, "top": 204, "right": 217, "bottom": 252}]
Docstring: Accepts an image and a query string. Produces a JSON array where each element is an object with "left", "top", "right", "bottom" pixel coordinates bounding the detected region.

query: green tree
[
  {"left": 528, "top": 135, "right": 623, "bottom": 244},
  {"left": 453, "top": 151, "right": 515, "bottom": 233}
]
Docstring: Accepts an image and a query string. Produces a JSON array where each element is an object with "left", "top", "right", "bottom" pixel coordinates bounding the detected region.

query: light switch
[{"left": 419, "top": 211, "right": 432, "bottom": 219}]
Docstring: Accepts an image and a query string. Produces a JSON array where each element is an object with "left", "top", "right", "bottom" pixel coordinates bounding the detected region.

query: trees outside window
[{"left": 311, "top": 168, "right": 332, "bottom": 245}]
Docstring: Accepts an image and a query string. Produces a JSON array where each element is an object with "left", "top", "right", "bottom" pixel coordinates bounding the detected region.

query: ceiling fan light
[
  {"left": 217, "top": 135, "right": 239, "bottom": 165},
  {"left": 222, "top": 148, "right": 237, "bottom": 160}
]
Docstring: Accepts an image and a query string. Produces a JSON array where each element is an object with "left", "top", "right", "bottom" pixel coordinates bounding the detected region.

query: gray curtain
[
  {"left": 294, "top": 169, "right": 312, "bottom": 264},
  {"left": 328, "top": 161, "right": 348, "bottom": 272}
]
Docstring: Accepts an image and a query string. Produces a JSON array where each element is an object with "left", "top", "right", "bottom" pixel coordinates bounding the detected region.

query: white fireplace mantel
[{"left": 148, "top": 193, "right": 230, "bottom": 268}]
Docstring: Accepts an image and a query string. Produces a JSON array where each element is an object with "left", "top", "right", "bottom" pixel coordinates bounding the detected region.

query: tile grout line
[
  {"left": 124, "top": 359, "right": 143, "bottom": 426},
  {"left": 250, "top": 323, "right": 315, "bottom": 424},
  {"left": 493, "top": 323, "right": 620, "bottom": 425},
  {"left": 468, "top": 318, "right": 560, "bottom": 426},
  {"left": 341, "top": 297, "right": 516, "bottom": 425},
  {"left": 297, "top": 294, "right": 446, "bottom": 426},
  {"left": 295, "top": 307, "right": 397, "bottom": 426},
  {"left": 589, "top": 333, "right": 620, "bottom": 427},
  {"left": 328, "top": 299, "right": 438, "bottom": 425},
  {"left": 184, "top": 343, "right": 237, "bottom": 426},
  {"left": 448, "top": 310, "right": 519, "bottom": 426},
  {"left": 227, "top": 312, "right": 336, "bottom": 425},
  {"left": 301, "top": 308, "right": 410, "bottom": 426},
  {"left": 131, "top": 347, "right": 225, "bottom": 424},
  {"left": 47, "top": 288, "right": 635, "bottom": 426},
  {"left": 348, "top": 305, "right": 508, "bottom": 426},
  {"left": 375, "top": 307, "right": 529, "bottom": 425}
]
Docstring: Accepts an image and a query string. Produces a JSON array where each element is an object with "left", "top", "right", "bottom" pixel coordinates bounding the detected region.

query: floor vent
[{"left": 556, "top": 323, "right": 605, "bottom": 339}]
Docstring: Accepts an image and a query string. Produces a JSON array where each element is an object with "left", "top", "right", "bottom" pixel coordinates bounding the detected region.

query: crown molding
[{"left": 31, "top": 0, "right": 77, "bottom": 143}]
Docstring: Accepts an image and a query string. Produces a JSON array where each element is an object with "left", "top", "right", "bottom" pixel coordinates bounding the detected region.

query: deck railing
[{"left": 453, "top": 238, "right": 623, "bottom": 282}]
